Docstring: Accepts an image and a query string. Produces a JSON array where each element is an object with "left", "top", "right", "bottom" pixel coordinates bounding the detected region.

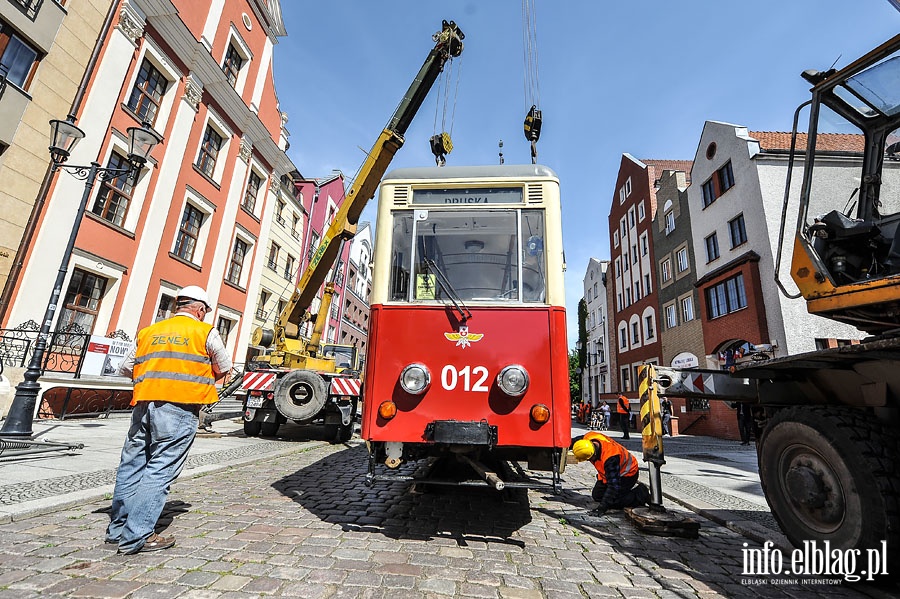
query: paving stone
[{"left": 68, "top": 579, "right": 144, "bottom": 598}]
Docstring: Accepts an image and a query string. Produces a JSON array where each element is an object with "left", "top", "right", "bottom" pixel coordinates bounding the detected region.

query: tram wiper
[{"left": 423, "top": 258, "right": 472, "bottom": 322}]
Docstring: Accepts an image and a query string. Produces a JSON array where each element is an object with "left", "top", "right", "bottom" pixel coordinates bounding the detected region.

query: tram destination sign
[{"left": 412, "top": 187, "right": 523, "bottom": 205}]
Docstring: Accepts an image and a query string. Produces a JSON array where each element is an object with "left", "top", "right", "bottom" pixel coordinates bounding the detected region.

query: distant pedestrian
[
  {"left": 660, "top": 397, "right": 673, "bottom": 436},
  {"left": 106, "top": 286, "right": 235, "bottom": 554},
  {"left": 733, "top": 402, "right": 754, "bottom": 445},
  {"left": 617, "top": 393, "right": 631, "bottom": 439},
  {"left": 572, "top": 431, "right": 649, "bottom": 514},
  {"left": 600, "top": 401, "right": 611, "bottom": 430}
]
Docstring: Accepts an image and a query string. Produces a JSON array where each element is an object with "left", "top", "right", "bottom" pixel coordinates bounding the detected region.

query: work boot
[{"left": 137, "top": 533, "right": 175, "bottom": 553}]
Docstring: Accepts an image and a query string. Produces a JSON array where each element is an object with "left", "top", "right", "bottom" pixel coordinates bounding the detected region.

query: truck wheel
[
  {"left": 338, "top": 422, "right": 354, "bottom": 442},
  {"left": 243, "top": 419, "right": 262, "bottom": 437},
  {"left": 260, "top": 422, "right": 280, "bottom": 437},
  {"left": 274, "top": 370, "right": 327, "bottom": 421},
  {"left": 758, "top": 406, "right": 900, "bottom": 571}
]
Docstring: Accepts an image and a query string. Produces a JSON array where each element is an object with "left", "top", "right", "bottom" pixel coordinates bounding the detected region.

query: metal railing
[
  {"left": 8, "top": 0, "right": 43, "bottom": 20},
  {"left": 0, "top": 321, "right": 132, "bottom": 378}
]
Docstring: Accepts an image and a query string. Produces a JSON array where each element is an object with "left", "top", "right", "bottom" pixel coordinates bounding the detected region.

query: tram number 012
[{"left": 441, "top": 365, "right": 490, "bottom": 392}]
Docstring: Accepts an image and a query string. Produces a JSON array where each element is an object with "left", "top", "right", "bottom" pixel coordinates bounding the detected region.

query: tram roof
[{"left": 383, "top": 164, "right": 558, "bottom": 181}]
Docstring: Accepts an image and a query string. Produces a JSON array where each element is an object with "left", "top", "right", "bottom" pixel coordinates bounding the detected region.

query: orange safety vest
[
  {"left": 617, "top": 395, "right": 630, "bottom": 414},
  {"left": 584, "top": 431, "right": 639, "bottom": 482},
  {"left": 132, "top": 315, "right": 218, "bottom": 406}
]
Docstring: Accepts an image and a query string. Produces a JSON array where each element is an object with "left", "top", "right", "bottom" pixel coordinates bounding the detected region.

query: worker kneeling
[{"left": 573, "top": 431, "right": 650, "bottom": 515}]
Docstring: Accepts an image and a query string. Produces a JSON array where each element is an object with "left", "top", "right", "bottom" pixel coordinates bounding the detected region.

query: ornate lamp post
[{"left": 0, "top": 117, "right": 162, "bottom": 438}]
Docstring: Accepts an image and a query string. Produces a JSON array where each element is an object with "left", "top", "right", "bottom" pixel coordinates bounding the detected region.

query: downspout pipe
[{"left": 0, "top": 0, "right": 122, "bottom": 324}]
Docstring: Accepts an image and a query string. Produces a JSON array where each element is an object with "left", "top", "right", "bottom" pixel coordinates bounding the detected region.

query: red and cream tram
[{"left": 362, "top": 164, "right": 570, "bottom": 489}]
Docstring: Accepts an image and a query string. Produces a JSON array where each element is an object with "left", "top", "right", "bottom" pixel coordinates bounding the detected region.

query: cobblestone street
[{"left": 0, "top": 437, "right": 880, "bottom": 599}]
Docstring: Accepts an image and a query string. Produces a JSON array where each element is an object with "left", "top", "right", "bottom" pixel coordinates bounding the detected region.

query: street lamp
[{"left": 0, "top": 117, "right": 162, "bottom": 437}]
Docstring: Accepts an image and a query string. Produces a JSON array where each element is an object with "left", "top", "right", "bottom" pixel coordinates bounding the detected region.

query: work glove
[{"left": 589, "top": 504, "right": 609, "bottom": 516}]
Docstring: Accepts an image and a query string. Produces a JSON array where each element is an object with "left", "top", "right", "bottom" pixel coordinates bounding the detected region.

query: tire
[
  {"left": 758, "top": 406, "right": 900, "bottom": 573},
  {"left": 338, "top": 422, "right": 354, "bottom": 442},
  {"left": 260, "top": 421, "right": 280, "bottom": 437},
  {"left": 243, "top": 419, "right": 262, "bottom": 437},
  {"left": 273, "top": 370, "right": 327, "bottom": 421}
]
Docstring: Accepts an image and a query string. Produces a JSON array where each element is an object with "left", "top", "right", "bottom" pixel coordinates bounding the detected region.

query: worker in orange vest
[
  {"left": 616, "top": 393, "right": 631, "bottom": 439},
  {"left": 573, "top": 431, "right": 649, "bottom": 515}
]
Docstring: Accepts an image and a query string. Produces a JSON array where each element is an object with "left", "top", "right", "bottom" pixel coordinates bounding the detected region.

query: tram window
[
  {"left": 389, "top": 212, "right": 413, "bottom": 300},
  {"left": 521, "top": 210, "right": 546, "bottom": 302}
]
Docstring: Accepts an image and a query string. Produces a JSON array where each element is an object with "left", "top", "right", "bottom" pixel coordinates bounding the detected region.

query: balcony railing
[
  {"left": 9, "top": 0, "right": 43, "bottom": 20},
  {"left": 290, "top": 229, "right": 300, "bottom": 240},
  {"left": 275, "top": 214, "right": 286, "bottom": 227},
  {"left": 255, "top": 308, "right": 268, "bottom": 320},
  {"left": 266, "top": 259, "right": 278, "bottom": 272}
]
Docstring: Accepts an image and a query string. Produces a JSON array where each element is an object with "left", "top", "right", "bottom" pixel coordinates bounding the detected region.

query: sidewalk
[{"left": 0, "top": 415, "right": 328, "bottom": 524}]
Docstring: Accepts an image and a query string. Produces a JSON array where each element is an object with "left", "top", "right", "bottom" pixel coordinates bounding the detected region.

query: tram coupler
[{"left": 459, "top": 454, "right": 505, "bottom": 491}]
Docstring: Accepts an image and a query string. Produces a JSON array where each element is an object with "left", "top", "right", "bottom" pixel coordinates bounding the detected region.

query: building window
[
  {"left": 619, "top": 325, "right": 627, "bottom": 349},
  {"left": 174, "top": 204, "right": 203, "bottom": 262},
  {"left": 623, "top": 252, "right": 629, "bottom": 271},
  {"left": 625, "top": 177, "right": 632, "bottom": 197},
  {"left": 91, "top": 152, "right": 133, "bottom": 227},
  {"left": 617, "top": 293, "right": 622, "bottom": 311},
  {"left": 706, "top": 274, "right": 747, "bottom": 319},
  {"left": 619, "top": 187, "right": 625, "bottom": 204},
  {"left": 631, "top": 245, "right": 638, "bottom": 263},
  {"left": 718, "top": 161, "right": 735, "bottom": 194},
  {"left": 643, "top": 273, "right": 651, "bottom": 294},
  {"left": 701, "top": 179, "right": 716, "bottom": 208},
  {"left": 155, "top": 293, "right": 175, "bottom": 322},
  {"left": 613, "top": 231, "right": 619, "bottom": 248},
  {"left": 226, "top": 238, "right": 248, "bottom": 285},
  {"left": 705, "top": 232, "right": 720, "bottom": 262},
  {"left": 0, "top": 32, "right": 38, "bottom": 89},
  {"left": 661, "top": 258, "right": 672, "bottom": 283},
  {"left": 664, "top": 211, "right": 675, "bottom": 235},
  {"left": 621, "top": 367, "right": 630, "bottom": 392},
  {"left": 242, "top": 171, "right": 262, "bottom": 213},
  {"left": 291, "top": 214, "right": 301, "bottom": 240},
  {"left": 267, "top": 242, "right": 280, "bottom": 270},
  {"left": 625, "top": 288, "right": 631, "bottom": 306},
  {"left": 58, "top": 268, "right": 106, "bottom": 333},
  {"left": 676, "top": 247, "right": 689, "bottom": 273},
  {"left": 284, "top": 254, "right": 295, "bottom": 281},
  {"left": 216, "top": 317, "right": 234, "bottom": 345},
  {"left": 644, "top": 315, "right": 655, "bottom": 339},
  {"left": 682, "top": 295, "right": 695, "bottom": 321},
  {"left": 638, "top": 201, "right": 645, "bottom": 222},
  {"left": 729, "top": 213, "right": 747, "bottom": 248},
  {"left": 640, "top": 233, "right": 648, "bottom": 256},
  {"left": 702, "top": 161, "right": 735, "bottom": 208},
  {"left": 615, "top": 258, "right": 621, "bottom": 277},
  {"left": 196, "top": 125, "right": 223, "bottom": 179},
  {"left": 275, "top": 199, "right": 286, "bottom": 226},
  {"left": 126, "top": 59, "right": 168, "bottom": 126},
  {"left": 222, "top": 44, "right": 244, "bottom": 87},
  {"left": 631, "top": 321, "right": 639, "bottom": 344},
  {"left": 665, "top": 304, "right": 677, "bottom": 328},
  {"left": 633, "top": 282, "right": 641, "bottom": 301},
  {"left": 628, "top": 207, "right": 635, "bottom": 228}
]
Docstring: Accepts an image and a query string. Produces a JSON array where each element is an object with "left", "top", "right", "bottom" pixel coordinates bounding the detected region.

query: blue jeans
[{"left": 106, "top": 401, "right": 198, "bottom": 554}]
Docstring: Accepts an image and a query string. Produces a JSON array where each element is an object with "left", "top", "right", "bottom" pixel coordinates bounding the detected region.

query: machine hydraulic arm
[{"left": 265, "top": 21, "right": 464, "bottom": 358}]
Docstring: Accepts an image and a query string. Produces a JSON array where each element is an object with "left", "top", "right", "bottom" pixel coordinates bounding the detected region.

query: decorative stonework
[
  {"left": 183, "top": 73, "right": 203, "bottom": 111},
  {"left": 117, "top": 3, "right": 145, "bottom": 45},
  {"left": 239, "top": 138, "right": 253, "bottom": 163}
]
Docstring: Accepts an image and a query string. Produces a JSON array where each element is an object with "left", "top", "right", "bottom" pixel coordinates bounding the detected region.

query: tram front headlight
[
  {"left": 399, "top": 363, "right": 431, "bottom": 395},
  {"left": 497, "top": 365, "right": 529, "bottom": 397}
]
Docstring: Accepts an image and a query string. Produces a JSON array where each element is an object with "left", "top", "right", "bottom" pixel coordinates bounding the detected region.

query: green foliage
[{"left": 568, "top": 350, "right": 580, "bottom": 401}]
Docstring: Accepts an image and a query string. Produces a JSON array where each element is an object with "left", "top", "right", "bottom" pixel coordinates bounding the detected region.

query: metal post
[{"left": 0, "top": 162, "right": 99, "bottom": 437}]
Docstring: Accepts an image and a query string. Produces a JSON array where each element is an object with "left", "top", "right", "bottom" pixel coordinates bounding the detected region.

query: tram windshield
[{"left": 389, "top": 208, "right": 546, "bottom": 302}]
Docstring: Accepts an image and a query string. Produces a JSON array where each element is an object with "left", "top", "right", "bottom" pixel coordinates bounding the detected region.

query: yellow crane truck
[{"left": 238, "top": 21, "right": 464, "bottom": 440}]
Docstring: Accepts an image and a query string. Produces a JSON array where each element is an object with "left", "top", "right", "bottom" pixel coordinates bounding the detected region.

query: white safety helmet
[{"left": 176, "top": 285, "right": 211, "bottom": 310}]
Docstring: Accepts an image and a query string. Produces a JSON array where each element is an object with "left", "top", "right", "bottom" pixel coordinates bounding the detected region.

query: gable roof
[
  {"left": 750, "top": 131, "right": 865, "bottom": 153},
  {"left": 641, "top": 159, "right": 694, "bottom": 185}
]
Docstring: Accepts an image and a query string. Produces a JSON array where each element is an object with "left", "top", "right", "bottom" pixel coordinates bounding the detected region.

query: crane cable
[
  {"left": 522, "top": 0, "right": 542, "bottom": 164},
  {"left": 430, "top": 51, "right": 462, "bottom": 166}
]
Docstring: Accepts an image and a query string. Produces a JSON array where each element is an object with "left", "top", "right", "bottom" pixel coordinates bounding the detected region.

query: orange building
[{"left": 4, "top": 0, "right": 295, "bottom": 367}]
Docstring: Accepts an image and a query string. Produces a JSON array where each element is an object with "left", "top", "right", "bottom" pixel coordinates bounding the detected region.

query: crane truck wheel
[
  {"left": 273, "top": 370, "right": 328, "bottom": 421},
  {"left": 758, "top": 406, "right": 900, "bottom": 577},
  {"left": 243, "top": 419, "right": 262, "bottom": 437}
]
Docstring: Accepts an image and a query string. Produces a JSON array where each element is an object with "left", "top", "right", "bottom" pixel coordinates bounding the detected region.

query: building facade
[
  {"left": 0, "top": 0, "right": 111, "bottom": 320},
  {"left": 581, "top": 258, "right": 609, "bottom": 407},
  {"left": 339, "top": 220, "right": 371, "bottom": 362},
  {"left": 4, "top": 0, "right": 295, "bottom": 372}
]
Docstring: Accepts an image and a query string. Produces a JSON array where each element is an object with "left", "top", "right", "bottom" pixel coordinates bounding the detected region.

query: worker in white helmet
[{"left": 105, "top": 285, "right": 234, "bottom": 554}]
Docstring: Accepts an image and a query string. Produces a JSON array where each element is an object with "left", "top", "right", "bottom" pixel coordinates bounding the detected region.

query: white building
[{"left": 582, "top": 258, "right": 610, "bottom": 405}]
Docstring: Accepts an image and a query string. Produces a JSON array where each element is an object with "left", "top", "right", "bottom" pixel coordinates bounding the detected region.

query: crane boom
[{"left": 259, "top": 21, "right": 464, "bottom": 360}]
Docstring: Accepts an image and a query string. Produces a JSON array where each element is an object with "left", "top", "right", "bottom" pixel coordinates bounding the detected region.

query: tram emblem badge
[{"left": 444, "top": 325, "right": 483, "bottom": 349}]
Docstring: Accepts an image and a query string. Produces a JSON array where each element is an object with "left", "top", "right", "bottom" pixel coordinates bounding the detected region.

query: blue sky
[{"left": 273, "top": 1, "right": 900, "bottom": 343}]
